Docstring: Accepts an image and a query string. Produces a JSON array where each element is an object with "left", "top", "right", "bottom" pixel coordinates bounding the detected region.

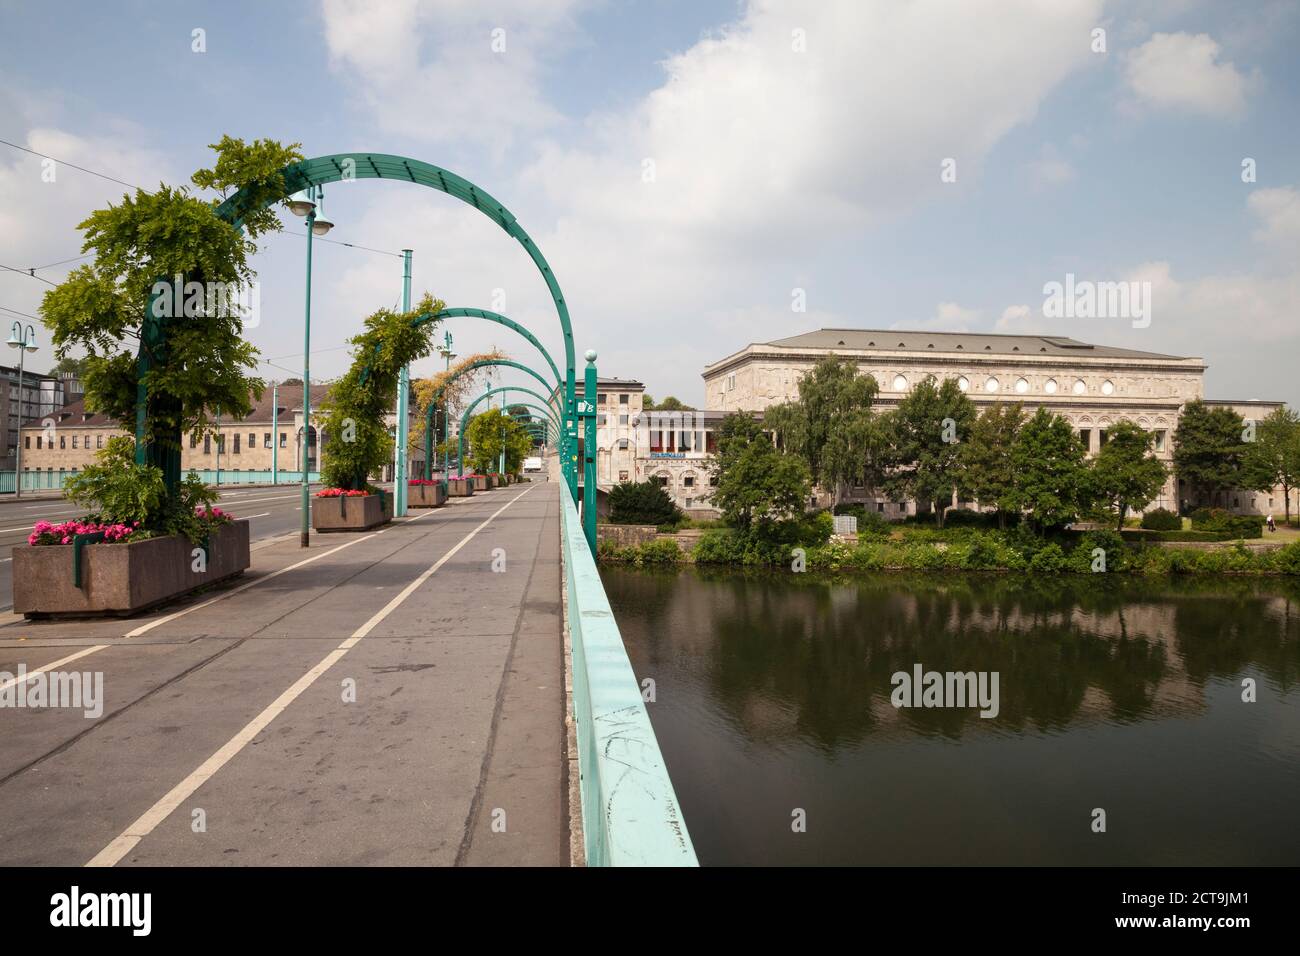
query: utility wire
[
  {"left": 0, "top": 263, "right": 56, "bottom": 285},
  {"left": 0, "top": 137, "right": 143, "bottom": 191}
]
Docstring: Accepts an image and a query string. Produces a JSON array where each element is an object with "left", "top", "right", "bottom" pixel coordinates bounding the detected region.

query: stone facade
[{"left": 701, "top": 328, "right": 1292, "bottom": 517}]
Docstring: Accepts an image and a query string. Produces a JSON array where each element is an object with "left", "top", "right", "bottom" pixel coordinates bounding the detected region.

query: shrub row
[{"left": 598, "top": 526, "right": 1300, "bottom": 575}]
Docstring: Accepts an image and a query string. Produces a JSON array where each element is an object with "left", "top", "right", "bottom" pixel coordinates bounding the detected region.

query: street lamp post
[
  {"left": 287, "top": 186, "right": 334, "bottom": 547},
  {"left": 7, "top": 322, "right": 39, "bottom": 498},
  {"left": 437, "top": 331, "right": 454, "bottom": 481}
]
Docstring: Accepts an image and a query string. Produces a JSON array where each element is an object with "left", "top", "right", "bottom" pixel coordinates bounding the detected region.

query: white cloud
[
  {"left": 319, "top": 0, "right": 586, "bottom": 154},
  {"left": 1248, "top": 186, "right": 1300, "bottom": 251},
  {"left": 1123, "top": 32, "right": 1253, "bottom": 117}
]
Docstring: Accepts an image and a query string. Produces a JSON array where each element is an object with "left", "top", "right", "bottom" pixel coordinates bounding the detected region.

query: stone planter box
[
  {"left": 472, "top": 476, "right": 489, "bottom": 492},
  {"left": 13, "top": 520, "right": 251, "bottom": 619},
  {"left": 448, "top": 478, "right": 473, "bottom": 497},
  {"left": 489, "top": 475, "right": 501, "bottom": 488},
  {"left": 407, "top": 483, "right": 446, "bottom": 508},
  {"left": 311, "top": 492, "right": 392, "bottom": 532}
]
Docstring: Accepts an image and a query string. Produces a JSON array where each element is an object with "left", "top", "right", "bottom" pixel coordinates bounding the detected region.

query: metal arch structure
[
  {"left": 456, "top": 386, "right": 557, "bottom": 475},
  {"left": 417, "top": 307, "right": 565, "bottom": 479},
  {"left": 177, "top": 153, "right": 578, "bottom": 502},
  {"left": 420, "top": 308, "right": 563, "bottom": 388},
  {"left": 419, "top": 357, "right": 555, "bottom": 479}
]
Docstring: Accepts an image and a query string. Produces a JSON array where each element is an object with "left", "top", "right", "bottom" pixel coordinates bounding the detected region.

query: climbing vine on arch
[{"left": 319, "top": 293, "right": 444, "bottom": 491}]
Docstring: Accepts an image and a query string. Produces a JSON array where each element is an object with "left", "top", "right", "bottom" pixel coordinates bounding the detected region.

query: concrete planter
[
  {"left": 13, "top": 520, "right": 251, "bottom": 619},
  {"left": 472, "top": 476, "right": 489, "bottom": 492},
  {"left": 311, "top": 492, "right": 392, "bottom": 532},
  {"left": 448, "top": 478, "right": 474, "bottom": 497},
  {"left": 488, "top": 475, "right": 501, "bottom": 488},
  {"left": 407, "top": 483, "right": 446, "bottom": 508}
]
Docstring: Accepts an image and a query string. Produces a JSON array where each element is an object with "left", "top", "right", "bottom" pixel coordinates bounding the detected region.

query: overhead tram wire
[{"left": 0, "top": 137, "right": 407, "bottom": 263}]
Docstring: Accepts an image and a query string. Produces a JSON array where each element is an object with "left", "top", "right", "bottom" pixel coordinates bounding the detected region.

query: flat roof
[{"left": 758, "top": 328, "right": 1193, "bottom": 361}]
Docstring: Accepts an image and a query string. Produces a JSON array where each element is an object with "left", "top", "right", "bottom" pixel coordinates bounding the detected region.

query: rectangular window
[
  {"left": 83, "top": 434, "right": 89, "bottom": 448},
  {"left": 35, "top": 436, "right": 41, "bottom": 449},
  {"left": 233, "top": 433, "right": 241, "bottom": 454},
  {"left": 1154, "top": 430, "right": 1166, "bottom": 452},
  {"left": 597, "top": 414, "right": 606, "bottom": 427},
  {"left": 97, "top": 435, "right": 103, "bottom": 448},
  {"left": 59, "top": 436, "right": 66, "bottom": 449},
  {"left": 190, "top": 433, "right": 198, "bottom": 448},
  {"left": 279, "top": 432, "right": 287, "bottom": 448},
  {"left": 216, "top": 434, "right": 225, "bottom": 453},
  {"left": 617, "top": 438, "right": 629, "bottom": 450},
  {"left": 24, "top": 435, "right": 29, "bottom": 449},
  {"left": 248, "top": 432, "right": 256, "bottom": 449},
  {"left": 264, "top": 432, "right": 272, "bottom": 448},
  {"left": 618, "top": 470, "right": 629, "bottom": 482},
  {"left": 203, "top": 434, "right": 211, "bottom": 455},
  {"left": 597, "top": 393, "right": 607, "bottom": 404},
  {"left": 72, "top": 436, "right": 78, "bottom": 449},
  {"left": 619, "top": 414, "right": 628, "bottom": 426},
  {"left": 1079, "top": 428, "right": 1091, "bottom": 450},
  {"left": 684, "top": 475, "right": 695, "bottom": 488}
]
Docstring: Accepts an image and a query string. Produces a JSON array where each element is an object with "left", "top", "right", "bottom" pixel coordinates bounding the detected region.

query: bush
[
  {"left": 608, "top": 480, "right": 684, "bottom": 526},
  {"left": 1190, "top": 508, "right": 1263, "bottom": 538},
  {"left": 1028, "top": 543, "right": 1067, "bottom": 572},
  {"left": 1072, "top": 529, "right": 1128, "bottom": 573},
  {"left": 692, "top": 529, "right": 745, "bottom": 564},
  {"left": 1275, "top": 541, "right": 1300, "bottom": 575},
  {"left": 635, "top": 538, "right": 682, "bottom": 565},
  {"left": 1140, "top": 508, "right": 1181, "bottom": 531}
]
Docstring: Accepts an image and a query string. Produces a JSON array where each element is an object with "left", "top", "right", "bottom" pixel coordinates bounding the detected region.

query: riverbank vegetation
[{"left": 600, "top": 356, "right": 1300, "bottom": 575}]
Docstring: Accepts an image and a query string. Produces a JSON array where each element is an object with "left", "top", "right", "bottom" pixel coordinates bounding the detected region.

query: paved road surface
[{"left": 0, "top": 481, "right": 566, "bottom": 866}]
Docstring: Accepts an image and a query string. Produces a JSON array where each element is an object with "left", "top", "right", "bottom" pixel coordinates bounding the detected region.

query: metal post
[
  {"left": 215, "top": 407, "right": 221, "bottom": 487},
  {"left": 395, "top": 249, "right": 412, "bottom": 516},
  {"left": 582, "top": 351, "right": 598, "bottom": 551},
  {"left": 14, "top": 340, "right": 25, "bottom": 499},
  {"left": 299, "top": 193, "right": 316, "bottom": 548},
  {"left": 271, "top": 382, "right": 278, "bottom": 485}
]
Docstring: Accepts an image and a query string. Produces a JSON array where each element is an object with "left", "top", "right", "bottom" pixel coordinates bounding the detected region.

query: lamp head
[{"left": 286, "top": 189, "right": 316, "bottom": 217}]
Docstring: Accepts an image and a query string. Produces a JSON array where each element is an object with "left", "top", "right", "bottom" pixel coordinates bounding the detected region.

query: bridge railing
[{"left": 559, "top": 489, "right": 697, "bottom": 866}]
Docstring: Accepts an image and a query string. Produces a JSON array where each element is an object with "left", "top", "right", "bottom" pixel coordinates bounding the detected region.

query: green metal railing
[{"left": 559, "top": 488, "right": 697, "bottom": 866}]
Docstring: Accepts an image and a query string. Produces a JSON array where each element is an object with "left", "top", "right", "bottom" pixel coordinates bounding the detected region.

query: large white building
[{"left": 702, "top": 328, "right": 1290, "bottom": 516}]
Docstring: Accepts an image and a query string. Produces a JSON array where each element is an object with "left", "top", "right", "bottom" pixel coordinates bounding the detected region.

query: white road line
[
  {"left": 87, "top": 486, "right": 532, "bottom": 867},
  {"left": 121, "top": 509, "right": 437, "bottom": 638},
  {"left": 0, "top": 645, "right": 110, "bottom": 693},
  {"left": 241, "top": 512, "right": 271, "bottom": 519}
]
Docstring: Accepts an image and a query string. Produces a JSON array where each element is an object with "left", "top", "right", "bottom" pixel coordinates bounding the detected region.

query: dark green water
[{"left": 601, "top": 567, "right": 1300, "bottom": 865}]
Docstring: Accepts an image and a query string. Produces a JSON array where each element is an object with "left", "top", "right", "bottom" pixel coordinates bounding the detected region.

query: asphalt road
[
  {"left": 0, "top": 481, "right": 566, "bottom": 865},
  {"left": 0, "top": 483, "right": 365, "bottom": 612}
]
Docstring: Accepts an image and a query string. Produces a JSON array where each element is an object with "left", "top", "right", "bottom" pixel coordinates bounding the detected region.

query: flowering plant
[
  {"left": 195, "top": 505, "right": 234, "bottom": 525},
  {"left": 408, "top": 478, "right": 439, "bottom": 486},
  {"left": 316, "top": 487, "right": 373, "bottom": 498},
  {"left": 28, "top": 518, "right": 141, "bottom": 547},
  {"left": 449, "top": 474, "right": 481, "bottom": 480}
]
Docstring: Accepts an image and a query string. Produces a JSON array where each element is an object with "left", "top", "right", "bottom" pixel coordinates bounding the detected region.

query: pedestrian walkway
[{"left": 0, "top": 482, "right": 566, "bottom": 865}]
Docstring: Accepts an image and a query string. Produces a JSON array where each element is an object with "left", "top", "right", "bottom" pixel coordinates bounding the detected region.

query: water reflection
[{"left": 603, "top": 568, "right": 1300, "bottom": 865}]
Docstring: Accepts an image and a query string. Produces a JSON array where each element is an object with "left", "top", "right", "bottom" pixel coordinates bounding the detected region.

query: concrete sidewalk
[{"left": 0, "top": 482, "right": 567, "bottom": 866}]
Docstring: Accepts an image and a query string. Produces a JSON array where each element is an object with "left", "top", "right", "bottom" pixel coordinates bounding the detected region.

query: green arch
[
  {"left": 421, "top": 358, "right": 556, "bottom": 478},
  {"left": 187, "top": 152, "right": 577, "bottom": 497},
  {"left": 421, "top": 308, "right": 562, "bottom": 388},
  {"left": 457, "top": 386, "right": 556, "bottom": 474}
]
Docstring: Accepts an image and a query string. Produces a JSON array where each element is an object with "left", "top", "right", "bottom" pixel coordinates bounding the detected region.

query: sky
[{"left": 1, "top": 0, "right": 1298, "bottom": 408}]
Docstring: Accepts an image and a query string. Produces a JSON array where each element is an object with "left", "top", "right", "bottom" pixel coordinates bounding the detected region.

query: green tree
[
  {"left": 465, "top": 408, "right": 534, "bottom": 474},
  {"left": 958, "top": 402, "right": 1025, "bottom": 528},
  {"left": 1008, "top": 407, "right": 1090, "bottom": 531},
  {"left": 1089, "top": 420, "right": 1168, "bottom": 530},
  {"left": 764, "top": 356, "right": 879, "bottom": 504},
  {"left": 609, "top": 480, "right": 683, "bottom": 526},
  {"left": 654, "top": 395, "right": 694, "bottom": 411},
  {"left": 1248, "top": 406, "right": 1300, "bottom": 523},
  {"left": 709, "top": 413, "right": 810, "bottom": 530},
  {"left": 1172, "top": 399, "right": 1262, "bottom": 508},
  {"left": 40, "top": 135, "right": 301, "bottom": 529},
  {"left": 319, "top": 294, "right": 443, "bottom": 490},
  {"left": 880, "top": 376, "right": 976, "bottom": 526}
]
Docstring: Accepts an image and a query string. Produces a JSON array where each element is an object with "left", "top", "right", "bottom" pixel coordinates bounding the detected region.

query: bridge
[{"left": 0, "top": 479, "right": 696, "bottom": 866}]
